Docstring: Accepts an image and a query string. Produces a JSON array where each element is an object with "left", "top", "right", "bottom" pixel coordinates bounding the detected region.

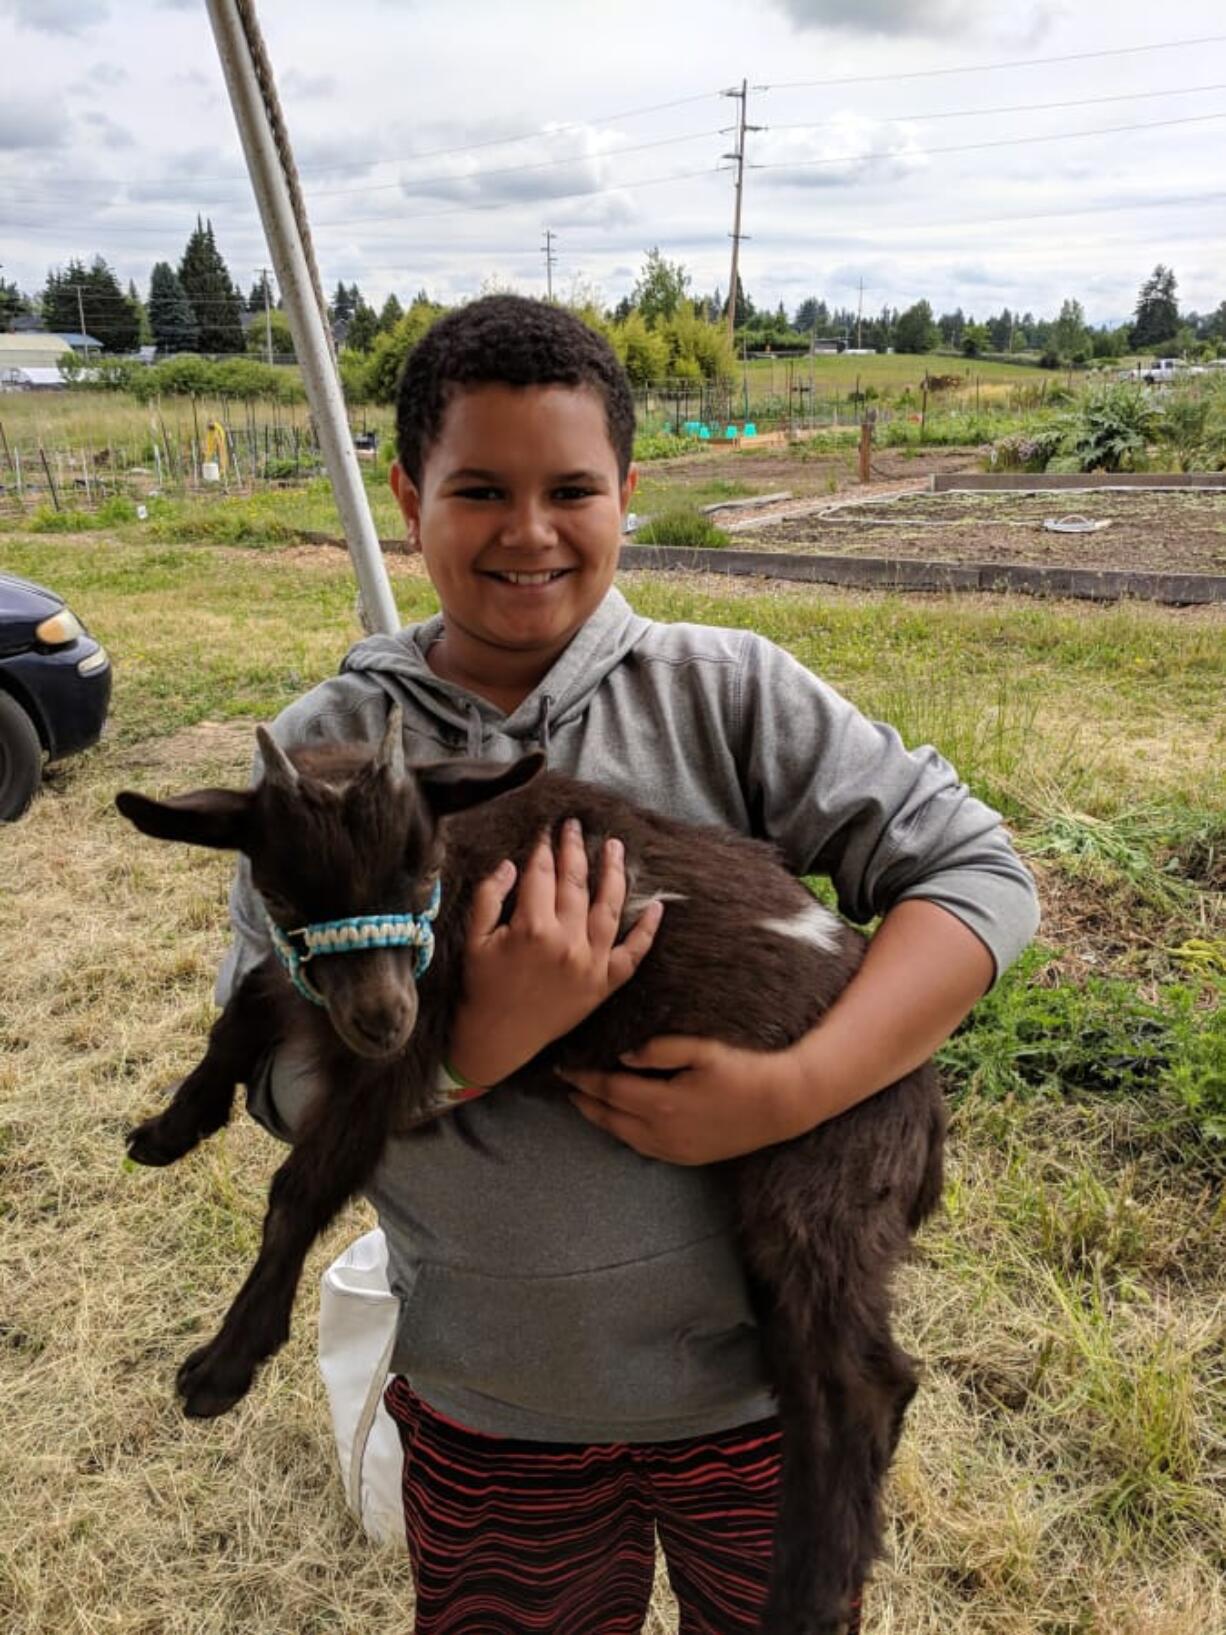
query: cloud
[
  {"left": 81, "top": 110, "right": 134, "bottom": 149},
  {"left": 394, "top": 123, "right": 630, "bottom": 208},
  {"left": 755, "top": 115, "right": 927, "bottom": 188},
  {"left": 283, "top": 69, "right": 339, "bottom": 98},
  {"left": 0, "top": 98, "right": 69, "bottom": 151},
  {"left": 0, "top": 0, "right": 108, "bottom": 33},
  {"left": 768, "top": 0, "right": 1058, "bottom": 38}
]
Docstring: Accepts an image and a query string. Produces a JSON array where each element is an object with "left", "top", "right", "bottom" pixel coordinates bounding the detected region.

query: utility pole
[
  {"left": 856, "top": 278, "right": 864, "bottom": 351},
  {"left": 721, "top": 80, "right": 762, "bottom": 344},
  {"left": 75, "top": 283, "right": 87, "bottom": 342},
  {"left": 258, "top": 265, "right": 274, "bottom": 364},
  {"left": 542, "top": 229, "right": 557, "bottom": 302}
]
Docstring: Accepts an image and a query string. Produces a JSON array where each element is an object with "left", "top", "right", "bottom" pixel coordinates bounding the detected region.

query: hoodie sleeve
[{"left": 737, "top": 635, "right": 1039, "bottom": 982}]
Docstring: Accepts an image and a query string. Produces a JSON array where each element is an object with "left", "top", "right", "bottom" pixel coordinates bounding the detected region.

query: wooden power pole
[{"left": 722, "top": 80, "right": 760, "bottom": 344}]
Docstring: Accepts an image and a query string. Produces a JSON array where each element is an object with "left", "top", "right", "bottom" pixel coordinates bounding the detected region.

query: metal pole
[
  {"left": 204, "top": 0, "right": 399, "bottom": 634},
  {"left": 260, "top": 264, "right": 274, "bottom": 366}
]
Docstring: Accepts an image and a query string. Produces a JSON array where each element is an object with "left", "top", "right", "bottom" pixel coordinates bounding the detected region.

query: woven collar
[{"left": 267, "top": 878, "right": 442, "bottom": 1007}]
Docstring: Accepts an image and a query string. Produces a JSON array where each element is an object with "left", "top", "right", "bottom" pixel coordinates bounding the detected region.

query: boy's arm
[
  {"left": 568, "top": 636, "right": 1037, "bottom": 1161},
  {"left": 565, "top": 898, "right": 992, "bottom": 1163}
]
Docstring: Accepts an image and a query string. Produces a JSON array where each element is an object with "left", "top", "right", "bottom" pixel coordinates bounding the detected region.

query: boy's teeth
[{"left": 499, "top": 570, "right": 560, "bottom": 584}]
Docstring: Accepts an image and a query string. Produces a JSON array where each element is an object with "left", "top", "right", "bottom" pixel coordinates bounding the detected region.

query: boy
[{"left": 220, "top": 295, "right": 1039, "bottom": 1634}]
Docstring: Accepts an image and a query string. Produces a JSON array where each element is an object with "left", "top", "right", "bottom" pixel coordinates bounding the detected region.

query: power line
[
  {"left": 754, "top": 109, "right": 1226, "bottom": 173},
  {"left": 2, "top": 126, "right": 726, "bottom": 208},
  {"left": 7, "top": 109, "right": 1226, "bottom": 246},
  {"left": 761, "top": 33, "right": 1226, "bottom": 90},
  {"left": 0, "top": 91, "right": 725, "bottom": 194},
  {"left": 767, "top": 81, "right": 1226, "bottom": 131}
]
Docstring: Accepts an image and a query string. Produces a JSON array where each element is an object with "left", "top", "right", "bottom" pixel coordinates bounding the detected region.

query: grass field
[{"left": 1, "top": 522, "right": 1223, "bottom": 1634}]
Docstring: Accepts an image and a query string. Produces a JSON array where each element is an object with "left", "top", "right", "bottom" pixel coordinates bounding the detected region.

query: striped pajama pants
[{"left": 385, "top": 1377, "right": 863, "bottom": 1634}]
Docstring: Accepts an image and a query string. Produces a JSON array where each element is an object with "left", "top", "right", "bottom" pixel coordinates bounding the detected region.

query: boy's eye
[
  {"left": 554, "top": 486, "right": 595, "bottom": 502},
  {"left": 454, "top": 485, "right": 502, "bottom": 501}
]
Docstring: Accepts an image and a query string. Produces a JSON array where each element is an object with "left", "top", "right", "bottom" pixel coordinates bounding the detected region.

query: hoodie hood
[{"left": 339, "top": 586, "right": 651, "bottom": 758}]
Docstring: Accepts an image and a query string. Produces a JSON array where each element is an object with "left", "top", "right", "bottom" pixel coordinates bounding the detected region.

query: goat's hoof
[
  {"left": 175, "top": 1340, "right": 255, "bottom": 1418},
  {"left": 126, "top": 1107, "right": 196, "bottom": 1167}
]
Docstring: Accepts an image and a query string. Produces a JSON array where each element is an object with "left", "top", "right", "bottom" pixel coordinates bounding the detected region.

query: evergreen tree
[
  {"left": 0, "top": 277, "right": 30, "bottom": 331},
  {"left": 346, "top": 297, "right": 379, "bottom": 353},
  {"left": 148, "top": 261, "right": 199, "bottom": 354},
  {"left": 725, "top": 274, "right": 754, "bottom": 330},
  {"left": 937, "top": 308, "right": 966, "bottom": 346},
  {"left": 794, "top": 296, "right": 830, "bottom": 334},
  {"left": 248, "top": 272, "right": 274, "bottom": 314},
  {"left": 377, "top": 293, "right": 404, "bottom": 333},
  {"left": 1132, "top": 264, "right": 1180, "bottom": 349},
  {"left": 330, "top": 280, "right": 356, "bottom": 324},
  {"left": 40, "top": 255, "right": 140, "bottom": 352},
  {"left": 178, "top": 217, "right": 245, "bottom": 353}
]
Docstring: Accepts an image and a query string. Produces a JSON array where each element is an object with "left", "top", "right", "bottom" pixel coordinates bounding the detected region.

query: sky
[{"left": 1, "top": 0, "right": 1224, "bottom": 330}]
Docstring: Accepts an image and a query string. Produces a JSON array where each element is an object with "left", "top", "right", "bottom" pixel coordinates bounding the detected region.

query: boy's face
[{"left": 390, "top": 384, "right": 636, "bottom": 691}]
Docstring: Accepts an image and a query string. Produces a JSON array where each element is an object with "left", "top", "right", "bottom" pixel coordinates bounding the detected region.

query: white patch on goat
[
  {"left": 625, "top": 891, "right": 687, "bottom": 917},
  {"left": 760, "top": 900, "right": 843, "bottom": 954}
]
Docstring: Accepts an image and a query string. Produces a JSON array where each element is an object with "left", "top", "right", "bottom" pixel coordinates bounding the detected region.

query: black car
[{"left": 0, "top": 570, "right": 112, "bottom": 819}]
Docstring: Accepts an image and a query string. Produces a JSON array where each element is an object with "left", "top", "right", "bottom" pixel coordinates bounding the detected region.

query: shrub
[
  {"left": 1066, "top": 382, "right": 1160, "bottom": 472},
  {"left": 989, "top": 426, "right": 1067, "bottom": 472},
  {"left": 632, "top": 431, "right": 705, "bottom": 461}
]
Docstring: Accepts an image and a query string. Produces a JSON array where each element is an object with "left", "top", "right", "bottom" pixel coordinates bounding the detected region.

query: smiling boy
[{"left": 221, "top": 295, "right": 1038, "bottom": 1633}]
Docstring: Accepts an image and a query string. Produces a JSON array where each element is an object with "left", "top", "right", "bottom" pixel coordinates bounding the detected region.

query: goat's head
[{"left": 116, "top": 707, "right": 544, "bottom": 1059}]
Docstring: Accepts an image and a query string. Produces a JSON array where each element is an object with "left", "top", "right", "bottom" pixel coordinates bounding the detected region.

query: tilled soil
[{"left": 743, "top": 487, "right": 1226, "bottom": 575}]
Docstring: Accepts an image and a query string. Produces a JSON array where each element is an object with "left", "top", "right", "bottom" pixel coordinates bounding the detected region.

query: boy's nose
[{"left": 499, "top": 504, "right": 559, "bottom": 550}]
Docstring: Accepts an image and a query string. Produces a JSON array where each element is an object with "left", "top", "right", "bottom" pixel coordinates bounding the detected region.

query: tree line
[{"left": 4, "top": 232, "right": 1223, "bottom": 386}]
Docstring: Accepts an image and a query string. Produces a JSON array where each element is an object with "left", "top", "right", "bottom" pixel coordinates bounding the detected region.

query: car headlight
[{"left": 35, "top": 608, "right": 84, "bottom": 646}]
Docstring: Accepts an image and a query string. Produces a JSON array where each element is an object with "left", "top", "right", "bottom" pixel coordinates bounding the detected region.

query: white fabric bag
[{"left": 318, "top": 1227, "right": 407, "bottom": 1548}]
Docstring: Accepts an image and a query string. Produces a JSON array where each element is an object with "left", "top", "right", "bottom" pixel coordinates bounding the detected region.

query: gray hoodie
[{"left": 219, "top": 587, "right": 1039, "bottom": 1442}]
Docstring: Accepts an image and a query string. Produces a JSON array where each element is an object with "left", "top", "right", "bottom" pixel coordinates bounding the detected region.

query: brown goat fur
[{"left": 117, "top": 711, "right": 945, "bottom": 1635}]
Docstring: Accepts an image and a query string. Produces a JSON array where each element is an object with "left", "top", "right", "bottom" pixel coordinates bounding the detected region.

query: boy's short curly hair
[{"left": 395, "top": 295, "right": 635, "bottom": 484}]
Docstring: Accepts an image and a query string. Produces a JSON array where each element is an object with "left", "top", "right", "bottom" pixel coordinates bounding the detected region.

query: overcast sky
[{"left": 2, "top": 0, "right": 1224, "bottom": 328}]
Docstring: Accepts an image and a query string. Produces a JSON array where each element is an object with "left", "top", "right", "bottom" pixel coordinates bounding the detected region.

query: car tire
[{"left": 0, "top": 691, "right": 44, "bottom": 821}]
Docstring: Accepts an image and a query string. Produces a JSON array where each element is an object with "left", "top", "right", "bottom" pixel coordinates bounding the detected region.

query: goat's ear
[
  {"left": 414, "top": 752, "right": 546, "bottom": 818},
  {"left": 115, "top": 788, "right": 253, "bottom": 851}
]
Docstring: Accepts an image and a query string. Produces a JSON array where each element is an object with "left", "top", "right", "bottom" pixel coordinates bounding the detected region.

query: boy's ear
[
  {"left": 115, "top": 788, "right": 253, "bottom": 851},
  {"left": 389, "top": 460, "right": 422, "bottom": 546},
  {"left": 414, "top": 753, "right": 546, "bottom": 818}
]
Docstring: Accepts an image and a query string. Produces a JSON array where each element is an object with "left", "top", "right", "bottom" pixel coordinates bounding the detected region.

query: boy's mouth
[{"left": 483, "top": 569, "right": 572, "bottom": 586}]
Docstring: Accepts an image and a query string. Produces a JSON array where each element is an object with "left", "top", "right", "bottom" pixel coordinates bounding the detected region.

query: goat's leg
[
  {"left": 175, "top": 1077, "right": 396, "bottom": 1418},
  {"left": 759, "top": 1288, "right": 917, "bottom": 1635},
  {"left": 127, "top": 968, "right": 271, "bottom": 1167}
]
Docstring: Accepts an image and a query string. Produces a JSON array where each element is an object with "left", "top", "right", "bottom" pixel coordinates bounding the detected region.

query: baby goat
[{"left": 117, "top": 707, "right": 945, "bottom": 1635}]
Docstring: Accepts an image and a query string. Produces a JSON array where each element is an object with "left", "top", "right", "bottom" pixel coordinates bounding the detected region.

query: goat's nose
[{"left": 348, "top": 998, "right": 414, "bottom": 1054}]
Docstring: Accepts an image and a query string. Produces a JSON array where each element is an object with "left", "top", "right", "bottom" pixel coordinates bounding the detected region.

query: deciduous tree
[{"left": 894, "top": 299, "right": 938, "bottom": 354}]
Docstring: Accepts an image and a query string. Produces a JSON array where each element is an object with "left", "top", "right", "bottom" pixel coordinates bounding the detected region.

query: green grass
[{"left": 2, "top": 521, "right": 1223, "bottom": 1633}]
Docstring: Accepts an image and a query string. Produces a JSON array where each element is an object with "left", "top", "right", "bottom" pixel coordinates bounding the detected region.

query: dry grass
[{"left": 1, "top": 536, "right": 1223, "bottom": 1633}]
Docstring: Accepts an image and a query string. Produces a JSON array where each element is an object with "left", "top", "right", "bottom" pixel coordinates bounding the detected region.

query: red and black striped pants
[{"left": 385, "top": 1377, "right": 863, "bottom": 1634}]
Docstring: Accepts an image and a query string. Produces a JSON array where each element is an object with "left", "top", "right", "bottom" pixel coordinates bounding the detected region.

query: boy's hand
[
  {"left": 562, "top": 1038, "right": 812, "bottom": 1165},
  {"left": 445, "top": 820, "right": 663, "bottom": 1089}
]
